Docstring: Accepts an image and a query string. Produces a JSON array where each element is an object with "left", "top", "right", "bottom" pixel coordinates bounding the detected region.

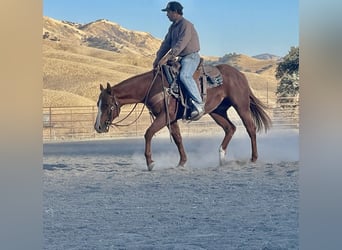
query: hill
[
  {"left": 43, "top": 16, "right": 279, "bottom": 107},
  {"left": 210, "top": 53, "right": 278, "bottom": 75},
  {"left": 43, "top": 89, "right": 96, "bottom": 107},
  {"left": 43, "top": 16, "right": 161, "bottom": 105},
  {"left": 43, "top": 17, "right": 161, "bottom": 56},
  {"left": 253, "top": 53, "right": 282, "bottom": 61}
]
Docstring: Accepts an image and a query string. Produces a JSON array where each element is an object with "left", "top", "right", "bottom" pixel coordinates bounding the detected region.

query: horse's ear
[
  {"left": 100, "top": 84, "right": 104, "bottom": 91},
  {"left": 106, "top": 82, "right": 112, "bottom": 94}
]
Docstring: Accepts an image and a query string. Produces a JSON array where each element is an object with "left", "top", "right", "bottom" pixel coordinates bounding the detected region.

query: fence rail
[{"left": 43, "top": 97, "right": 299, "bottom": 141}]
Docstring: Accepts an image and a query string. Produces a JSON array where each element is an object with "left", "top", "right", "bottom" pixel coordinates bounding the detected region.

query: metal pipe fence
[{"left": 43, "top": 97, "right": 299, "bottom": 141}]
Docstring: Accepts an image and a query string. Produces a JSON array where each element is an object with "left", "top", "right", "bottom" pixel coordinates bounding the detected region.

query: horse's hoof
[
  {"left": 219, "top": 146, "right": 226, "bottom": 166},
  {"left": 175, "top": 164, "right": 188, "bottom": 171},
  {"left": 176, "top": 161, "right": 187, "bottom": 168},
  {"left": 147, "top": 162, "right": 155, "bottom": 171}
]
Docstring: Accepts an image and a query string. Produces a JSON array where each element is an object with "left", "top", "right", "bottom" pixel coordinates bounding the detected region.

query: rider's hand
[
  {"left": 158, "top": 56, "right": 169, "bottom": 66},
  {"left": 166, "top": 56, "right": 177, "bottom": 66},
  {"left": 158, "top": 52, "right": 176, "bottom": 67}
]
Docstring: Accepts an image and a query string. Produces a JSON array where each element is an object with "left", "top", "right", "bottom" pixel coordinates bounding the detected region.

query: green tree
[{"left": 276, "top": 46, "right": 299, "bottom": 105}]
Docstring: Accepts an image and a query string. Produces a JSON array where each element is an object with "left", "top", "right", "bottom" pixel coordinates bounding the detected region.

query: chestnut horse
[{"left": 94, "top": 64, "right": 271, "bottom": 170}]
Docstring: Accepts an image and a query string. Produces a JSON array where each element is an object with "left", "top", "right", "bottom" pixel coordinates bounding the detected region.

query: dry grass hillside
[
  {"left": 43, "top": 16, "right": 280, "bottom": 108},
  {"left": 79, "top": 19, "right": 160, "bottom": 56},
  {"left": 43, "top": 89, "right": 96, "bottom": 107},
  {"left": 43, "top": 41, "right": 152, "bottom": 102}
]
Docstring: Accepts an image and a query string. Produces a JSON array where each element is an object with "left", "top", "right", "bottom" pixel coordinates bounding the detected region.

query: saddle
[{"left": 161, "top": 58, "right": 223, "bottom": 120}]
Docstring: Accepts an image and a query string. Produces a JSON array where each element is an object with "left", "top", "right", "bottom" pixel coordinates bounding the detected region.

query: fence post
[
  {"left": 71, "top": 109, "right": 73, "bottom": 139},
  {"left": 92, "top": 106, "right": 95, "bottom": 139},
  {"left": 135, "top": 107, "right": 138, "bottom": 136},
  {"left": 267, "top": 81, "right": 269, "bottom": 106},
  {"left": 49, "top": 107, "right": 52, "bottom": 140}
]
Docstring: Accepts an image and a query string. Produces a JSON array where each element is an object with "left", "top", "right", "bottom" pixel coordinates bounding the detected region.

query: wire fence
[{"left": 43, "top": 97, "right": 299, "bottom": 141}]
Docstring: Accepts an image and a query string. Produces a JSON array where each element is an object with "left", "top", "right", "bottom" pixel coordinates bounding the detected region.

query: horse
[{"left": 94, "top": 63, "right": 272, "bottom": 171}]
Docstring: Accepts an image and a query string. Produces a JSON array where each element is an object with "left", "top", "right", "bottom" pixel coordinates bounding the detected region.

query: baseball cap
[{"left": 161, "top": 1, "right": 183, "bottom": 12}]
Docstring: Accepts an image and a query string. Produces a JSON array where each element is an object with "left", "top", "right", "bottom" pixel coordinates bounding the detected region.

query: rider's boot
[{"left": 190, "top": 100, "right": 205, "bottom": 121}]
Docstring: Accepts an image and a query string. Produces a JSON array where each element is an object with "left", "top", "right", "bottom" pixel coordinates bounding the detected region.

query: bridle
[
  {"left": 104, "top": 93, "right": 121, "bottom": 128},
  {"left": 106, "top": 93, "right": 142, "bottom": 127},
  {"left": 102, "top": 67, "right": 164, "bottom": 128}
]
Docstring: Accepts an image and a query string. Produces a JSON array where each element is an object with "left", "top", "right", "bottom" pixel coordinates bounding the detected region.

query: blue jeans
[{"left": 179, "top": 52, "right": 202, "bottom": 103}]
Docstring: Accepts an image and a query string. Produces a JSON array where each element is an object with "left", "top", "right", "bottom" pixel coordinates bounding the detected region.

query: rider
[{"left": 153, "top": 1, "right": 204, "bottom": 120}]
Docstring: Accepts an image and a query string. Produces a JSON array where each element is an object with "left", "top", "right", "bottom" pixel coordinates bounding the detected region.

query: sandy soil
[{"left": 43, "top": 129, "right": 299, "bottom": 249}]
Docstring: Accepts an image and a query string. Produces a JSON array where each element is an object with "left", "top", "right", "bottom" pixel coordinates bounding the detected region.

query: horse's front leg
[
  {"left": 144, "top": 114, "right": 167, "bottom": 171},
  {"left": 168, "top": 121, "right": 187, "bottom": 167}
]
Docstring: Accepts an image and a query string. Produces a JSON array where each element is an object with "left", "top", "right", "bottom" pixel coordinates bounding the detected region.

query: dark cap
[{"left": 161, "top": 1, "right": 183, "bottom": 12}]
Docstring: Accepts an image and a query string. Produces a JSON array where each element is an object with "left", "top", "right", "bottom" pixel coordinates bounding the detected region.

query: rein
[
  {"left": 108, "top": 68, "right": 161, "bottom": 127},
  {"left": 110, "top": 103, "right": 139, "bottom": 127}
]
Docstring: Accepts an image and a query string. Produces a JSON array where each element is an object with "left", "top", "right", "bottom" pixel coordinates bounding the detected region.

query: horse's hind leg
[
  {"left": 235, "top": 106, "right": 258, "bottom": 162},
  {"left": 168, "top": 121, "right": 187, "bottom": 167},
  {"left": 209, "top": 110, "right": 236, "bottom": 165}
]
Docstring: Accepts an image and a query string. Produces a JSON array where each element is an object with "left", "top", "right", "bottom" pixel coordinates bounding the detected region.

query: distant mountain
[
  {"left": 252, "top": 53, "right": 282, "bottom": 61},
  {"left": 43, "top": 16, "right": 161, "bottom": 56},
  {"left": 206, "top": 53, "right": 279, "bottom": 75}
]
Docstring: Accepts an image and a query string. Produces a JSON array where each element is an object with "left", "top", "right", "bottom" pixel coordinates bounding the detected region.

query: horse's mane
[{"left": 117, "top": 70, "right": 154, "bottom": 87}]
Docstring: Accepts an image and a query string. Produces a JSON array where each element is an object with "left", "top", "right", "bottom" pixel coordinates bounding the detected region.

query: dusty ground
[{"left": 43, "top": 129, "right": 299, "bottom": 249}]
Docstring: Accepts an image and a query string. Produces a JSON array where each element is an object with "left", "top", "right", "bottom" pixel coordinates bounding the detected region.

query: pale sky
[{"left": 43, "top": 0, "right": 299, "bottom": 57}]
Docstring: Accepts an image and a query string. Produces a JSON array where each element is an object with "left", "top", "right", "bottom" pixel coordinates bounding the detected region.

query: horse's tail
[{"left": 249, "top": 93, "right": 272, "bottom": 133}]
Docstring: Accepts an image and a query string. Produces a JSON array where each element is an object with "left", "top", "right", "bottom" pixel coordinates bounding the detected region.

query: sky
[{"left": 43, "top": 0, "right": 298, "bottom": 57}]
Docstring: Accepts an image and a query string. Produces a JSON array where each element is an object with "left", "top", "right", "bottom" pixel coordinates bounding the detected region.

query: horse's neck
[
  {"left": 113, "top": 71, "right": 153, "bottom": 105},
  {"left": 113, "top": 84, "right": 142, "bottom": 105}
]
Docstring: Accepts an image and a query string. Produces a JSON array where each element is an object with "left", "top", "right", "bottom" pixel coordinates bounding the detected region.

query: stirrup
[
  {"left": 190, "top": 101, "right": 204, "bottom": 121},
  {"left": 190, "top": 109, "right": 204, "bottom": 121}
]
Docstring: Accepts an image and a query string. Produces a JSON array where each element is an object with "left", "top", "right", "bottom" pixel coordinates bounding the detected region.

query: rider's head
[{"left": 162, "top": 1, "right": 183, "bottom": 15}]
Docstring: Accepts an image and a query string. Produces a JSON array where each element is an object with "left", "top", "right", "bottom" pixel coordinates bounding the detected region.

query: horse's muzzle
[{"left": 94, "top": 123, "right": 109, "bottom": 133}]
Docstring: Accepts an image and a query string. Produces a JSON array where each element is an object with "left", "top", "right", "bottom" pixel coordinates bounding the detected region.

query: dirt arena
[{"left": 43, "top": 129, "right": 298, "bottom": 249}]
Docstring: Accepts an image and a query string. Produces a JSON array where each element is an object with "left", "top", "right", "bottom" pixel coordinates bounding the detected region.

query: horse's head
[{"left": 94, "top": 82, "right": 120, "bottom": 133}]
